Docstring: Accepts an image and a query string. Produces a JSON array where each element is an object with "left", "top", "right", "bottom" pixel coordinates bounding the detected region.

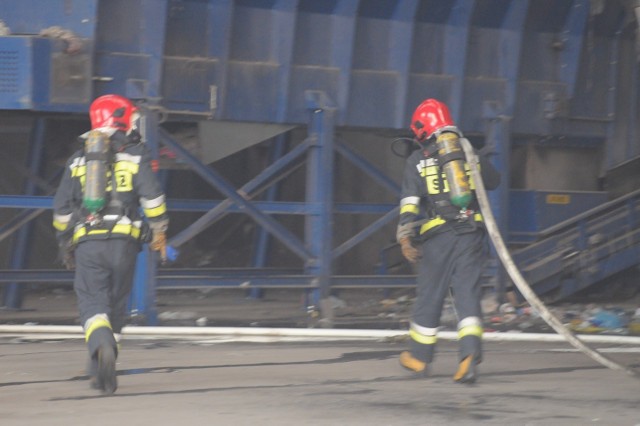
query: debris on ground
[{"left": 2, "top": 287, "right": 639, "bottom": 336}]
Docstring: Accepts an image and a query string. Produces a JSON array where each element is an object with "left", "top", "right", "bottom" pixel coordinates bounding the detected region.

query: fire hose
[{"left": 459, "top": 137, "right": 639, "bottom": 379}]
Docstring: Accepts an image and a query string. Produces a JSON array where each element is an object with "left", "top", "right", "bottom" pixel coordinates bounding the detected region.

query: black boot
[
  {"left": 86, "top": 325, "right": 118, "bottom": 393},
  {"left": 95, "top": 344, "right": 117, "bottom": 395}
]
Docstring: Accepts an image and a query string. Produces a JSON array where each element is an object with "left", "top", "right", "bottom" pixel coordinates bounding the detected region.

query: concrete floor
[
  {"left": 2, "top": 287, "right": 640, "bottom": 425},
  {"left": 1, "top": 336, "right": 639, "bottom": 425}
]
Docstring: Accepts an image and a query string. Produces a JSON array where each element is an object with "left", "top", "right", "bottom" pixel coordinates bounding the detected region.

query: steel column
[
  {"left": 605, "top": 19, "right": 624, "bottom": 171},
  {"left": 129, "top": 247, "right": 158, "bottom": 325},
  {"left": 559, "top": 0, "right": 590, "bottom": 98},
  {"left": 483, "top": 102, "right": 511, "bottom": 300},
  {"left": 304, "top": 91, "right": 336, "bottom": 315},
  {"left": 3, "top": 118, "right": 46, "bottom": 308},
  {"left": 129, "top": 105, "right": 164, "bottom": 324},
  {"left": 498, "top": 0, "right": 528, "bottom": 116}
]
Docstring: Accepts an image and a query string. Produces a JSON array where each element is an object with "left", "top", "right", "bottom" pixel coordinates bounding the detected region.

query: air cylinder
[
  {"left": 436, "top": 132, "right": 472, "bottom": 209},
  {"left": 83, "top": 130, "right": 110, "bottom": 214}
]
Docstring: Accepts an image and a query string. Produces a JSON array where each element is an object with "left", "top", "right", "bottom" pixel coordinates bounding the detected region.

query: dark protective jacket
[
  {"left": 396, "top": 139, "right": 500, "bottom": 243},
  {"left": 53, "top": 130, "right": 168, "bottom": 245}
]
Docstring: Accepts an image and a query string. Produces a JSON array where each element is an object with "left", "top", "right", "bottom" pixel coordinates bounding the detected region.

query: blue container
[{"left": 508, "top": 189, "right": 608, "bottom": 243}]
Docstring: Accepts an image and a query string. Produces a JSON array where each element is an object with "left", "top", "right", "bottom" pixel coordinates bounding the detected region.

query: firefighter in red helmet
[
  {"left": 397, "top": 98, "right": 500, "bottom": 383},
  {"left": 52, "top": 94, "right": 168, "bottom": 394}
]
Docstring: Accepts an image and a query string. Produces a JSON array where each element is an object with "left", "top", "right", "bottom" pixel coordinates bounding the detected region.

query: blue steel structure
[{"left": 1, "top": 0, "right": 640, "bottom": 321}]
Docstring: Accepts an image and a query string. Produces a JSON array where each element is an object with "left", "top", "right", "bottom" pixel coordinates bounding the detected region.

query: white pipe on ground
[{"left": 1, "top": 324, "right": 640, "bottom": 345}]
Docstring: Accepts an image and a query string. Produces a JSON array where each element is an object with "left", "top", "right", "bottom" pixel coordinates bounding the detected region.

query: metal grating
[{"left": 0, "top": 49, "right": 19, "bottom": 94}]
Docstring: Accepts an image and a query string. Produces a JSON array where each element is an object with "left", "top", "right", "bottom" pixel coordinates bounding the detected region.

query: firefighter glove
[
  {"left": 149, "top": 230, "right": 167, "bottom": 262},
  {"left": 58, "top": 238, "right": 76, "bottom": 270},
  {"left": 399, "top": 236, "right": 420, "bottom": 263}
]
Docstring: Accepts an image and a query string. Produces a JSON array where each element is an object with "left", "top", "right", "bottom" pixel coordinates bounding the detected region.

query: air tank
[
  {"left": 436, "top": 132, "right": 472, "bottom": 209},
  {"left": 83, "top": 130, "right": 110, "bottom": 214}
]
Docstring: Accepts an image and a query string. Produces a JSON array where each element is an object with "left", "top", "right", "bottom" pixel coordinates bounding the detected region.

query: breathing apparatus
[
  {"left": 410, "top": 98, "right": 473, "bottom": 218},
  {"left": 82, "top": 94, "right": 139, "bottom": 224},
  {"left": 434, "top": 131, "right": 472, "bottom": 211},
  {"left": 82, "top": 130, "right": 111, "bottom": 223}
]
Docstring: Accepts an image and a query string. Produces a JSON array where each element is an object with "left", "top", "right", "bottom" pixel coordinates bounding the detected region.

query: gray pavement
[{"left": 1, "top": 336, "right": 639, "bottom": 426}]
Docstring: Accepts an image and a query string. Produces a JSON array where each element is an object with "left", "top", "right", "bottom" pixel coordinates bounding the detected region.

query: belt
[
  {"left": 419, "top": 213, "right": 483, "bottom": 235},
  {"left": 73, "top": 221, "right": 141, "bottom": 243}
]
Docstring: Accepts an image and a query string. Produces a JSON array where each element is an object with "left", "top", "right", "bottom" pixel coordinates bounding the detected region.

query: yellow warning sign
[{"left": 546, "top": 194, "right": 570, "bottom": 204}]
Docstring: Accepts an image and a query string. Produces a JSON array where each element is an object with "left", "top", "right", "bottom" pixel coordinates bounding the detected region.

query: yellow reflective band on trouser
[
  {"left": 85, "top": 317, "right": 112, "bottom": 342},
  {"left": 409, "top": 329, "right": 438, "bottom": 345},
  {"left": 458, "top": 324, "right": 484, "bottom": 339}
]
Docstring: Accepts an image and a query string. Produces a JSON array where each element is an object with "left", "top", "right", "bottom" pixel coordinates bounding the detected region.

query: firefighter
[
  {"left": 52, "top": 94, "right": 169, "bottom": 394},
  {"left": 397, "top": 98, "right": 500, "bottom": 384}
]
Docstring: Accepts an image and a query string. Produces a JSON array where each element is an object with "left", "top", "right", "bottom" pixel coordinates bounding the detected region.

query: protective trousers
[
  {"left": 409, "top": 228, "right": 488, "bottom": 364},
  {"left": 74, "top": 238, "right": 139, "bottom": 361}
]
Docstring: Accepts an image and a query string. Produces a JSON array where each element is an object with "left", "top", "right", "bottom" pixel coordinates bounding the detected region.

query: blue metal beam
[
  {"left": 0, "top": 195, "right": 396, "bottom": 215},
  {"left": 129, "top": 247, "right": 158, "bottom": 325},
  {"left": 389, "top": 0, "right": 419, "bottom": 127},
  {"left": 334, "top": 141, "right": 400, "bottom": 194},
  {"left": 250, "top": 134, "right": 287, "bottom": 298},
  {"left": 444, "top": 0, "right": 475, "bottom": 120},
  {"left": 605, "top": 16, "right": 624, "bottom": 171},
  {"left": 498, "top": 0, "right": 529, "bottom": 115},
  {"left": 129, "top": 103, "right": 166, "bottom": 324},
  {"left": 273, "top": 0, "right": 298, "bottom": 121},
  {"left": 488, "top": 0, "right": 528, "bottom": 298},
  {"left": 331, "top": 0, "right": 359, "bottom": 125},
  {"left": 4, "top": 117, "right": 46, "bottom": 309},
  {"left": 304, "top": 90, "right": 336, "bottom": 302},
  {"left": 167, "top": 134, "right": 312, "bottom": 248},
  {"left": 558, "top": 0, "right": 589, "bottom": 97},
  {"left": 332, "top": 206, "right": 398, "bottom": 259},
  {"left": 206, "top": 0, "right": 234, "bottom": 118},
  {"left": 137, "top": 0, "right": 169, "bottom": 101},
  {"left": 158, "top": 127, "right": 312, "bottom": 260},
  {"left": 0, "top": 196, "right": 52, "bottom": 209},
  {"left": 483, "top": 101, "right": 511, "bottom": 299}
]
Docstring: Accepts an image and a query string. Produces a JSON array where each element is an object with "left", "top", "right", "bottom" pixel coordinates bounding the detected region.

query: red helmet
[
  {"left": 89, "top": 94, "right": 139, "bottom": 131},
  {"left": 410, "top": 98, "right": 456, "bottom": 141}
]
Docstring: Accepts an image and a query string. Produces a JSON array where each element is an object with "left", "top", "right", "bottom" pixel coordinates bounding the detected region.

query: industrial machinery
[{"left": 1, "top": 0, "right": 639, "bottom": 323}]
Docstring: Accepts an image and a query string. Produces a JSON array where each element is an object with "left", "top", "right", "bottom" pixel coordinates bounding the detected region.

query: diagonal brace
[
  {"left": 158, "top": 128, "right": 312, "bottom": 261},
  {"left": 168, "top": 135, "right": 312, "bottom": 248}
]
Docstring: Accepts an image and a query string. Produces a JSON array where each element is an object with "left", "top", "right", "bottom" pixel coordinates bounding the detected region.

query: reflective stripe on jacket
[{"left": 52, "top": 131, "right": 168, "bottom": 244}]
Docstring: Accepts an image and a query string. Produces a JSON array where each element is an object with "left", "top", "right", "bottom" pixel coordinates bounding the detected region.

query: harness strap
[{"left": 419, "top": 213, "right": 483, "bottom": 236}]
